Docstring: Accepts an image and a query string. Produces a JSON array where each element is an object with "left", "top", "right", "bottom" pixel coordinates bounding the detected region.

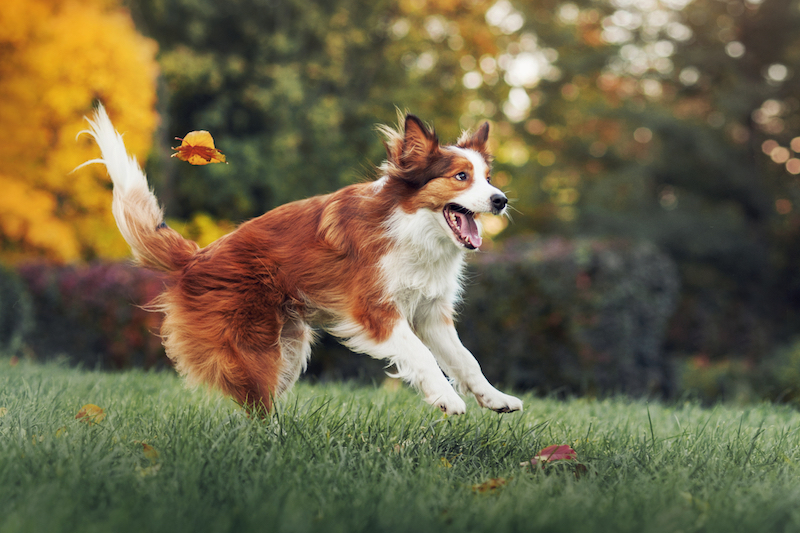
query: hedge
[
  {"left": 2, "top": 236, "right": 682, "bottom": 396},
  {"left": 16, "top": 262, "right": 167, "bottom": 369},
  {"left": 459, "top": 237, "right": 680, "bottom": 396}
]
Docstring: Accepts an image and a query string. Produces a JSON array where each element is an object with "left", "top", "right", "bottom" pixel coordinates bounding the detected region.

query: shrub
[
  {"left": 12, "top": 236, "right": 682, "bottom": 397},
  {"left": 0, "top": 264, "right": 34, "bottom": 355},
  {"left": 17, "top": 262, "right": 168, "bottom": 369},
  {"left": 679, "top": 340, "right": 800, "bottom": 405},
  {"left": 458, "top": 237, "right": 680, "bottom": 397}
]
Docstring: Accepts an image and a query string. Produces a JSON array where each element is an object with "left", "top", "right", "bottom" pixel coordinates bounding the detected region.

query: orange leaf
[
  {"left": 75, "top": 404, "right": 105, "bottom": 424},
  {"left": 140, "top": 442, "right": 159, "bottom": 464},
  {"left": 171, "top": 131, "right": 227, "bottom": 165},
  {"left": 472, "top": 477, "right": 509, "bottom": 493}
]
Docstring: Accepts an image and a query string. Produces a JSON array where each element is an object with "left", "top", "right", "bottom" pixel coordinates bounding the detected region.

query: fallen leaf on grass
[
  {"left": 75, "top": 404, "right": 105, "bottom": 424},
  {"left": 55, "top": 426, "right": 68, "bottom": 438},
  {"left": 139, "top": 442, "right": 160, "bottom": 464},
  {"left": 9, "top": 356, "right": 19, "bottom": 366},
  {"left": 172, "top": 131, "right": 227, "bottom": 165},
  {"left": 135, "top": 441, "right": 161, "bottom": 477},
  {"left": 530, "top": 444, "right": 577, "bottom": 466},
  {"left": 472, "top": 477, "right": 509, "bottom": 493},
  {"left": 0, "top": 407, "right": 7, "bottom": 417},
  {"left": 440, "top": 457, "right": 453, "bottom": 468},
  {"left": 523, "top": 444, "right": 588, "bottom": 477}
]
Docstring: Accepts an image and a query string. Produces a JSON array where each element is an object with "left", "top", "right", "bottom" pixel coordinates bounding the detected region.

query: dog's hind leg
[
  {"left": 275, "top": 319, "right": 315, "bottom": 397},
  {"left": 159, "top": 295, "right": 286, "bottom": 413}
]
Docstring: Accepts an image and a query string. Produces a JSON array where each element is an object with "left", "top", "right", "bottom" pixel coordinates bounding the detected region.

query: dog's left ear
[
  {"left": 401, "top": 115, "right": 439, "bottom": 169},
  {"left": 458, "top": 122, "right": 490, "bottom": 153}
]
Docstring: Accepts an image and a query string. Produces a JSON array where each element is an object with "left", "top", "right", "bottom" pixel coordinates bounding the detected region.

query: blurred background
[{"left": 2, "top": 0, "right": 800, "bottom": 404}]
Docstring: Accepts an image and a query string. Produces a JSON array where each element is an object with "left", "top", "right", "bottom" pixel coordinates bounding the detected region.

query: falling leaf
[
  {"left": 0, "top": 407, "right": 7, "bottom": 417},
  {"left": 75, "top": 404, "right": 105, "bottom": 424},
  {"left": 472, "top": 477, "right": 509, "bottom": 493},
  {"left": 171, "top": 131, "right": 227, "bottom": 165}
]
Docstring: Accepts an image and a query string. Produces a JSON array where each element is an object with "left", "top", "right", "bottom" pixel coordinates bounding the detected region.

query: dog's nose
[{"left": 490, "top": 193, "right": 508, "bottom": 213}]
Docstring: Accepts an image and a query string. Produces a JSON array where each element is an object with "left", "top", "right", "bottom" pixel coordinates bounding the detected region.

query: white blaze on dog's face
[
  {"left": 438, "top": 146, "right": 507, "bottom": 250},
  {"left": 391, "top": 118, "right": 508, "bottom": 250}
]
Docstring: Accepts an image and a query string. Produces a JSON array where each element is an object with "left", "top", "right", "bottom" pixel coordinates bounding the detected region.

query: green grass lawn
[{"left": 2, "top": 357, "right": 800, "bottom": 533}]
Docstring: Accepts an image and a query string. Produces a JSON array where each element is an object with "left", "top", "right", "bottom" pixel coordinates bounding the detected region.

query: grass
[{"left": 2, "top": 357, "right": 800, "bottom": 533}]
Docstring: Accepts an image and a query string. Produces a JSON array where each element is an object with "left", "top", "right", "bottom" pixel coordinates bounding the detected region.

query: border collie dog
[{"left": 82, "top": 105, "right": 522, "bottom": 415}]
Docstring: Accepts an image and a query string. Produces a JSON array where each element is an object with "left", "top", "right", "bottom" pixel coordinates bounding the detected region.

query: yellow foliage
[
  {"left": 0, "top": 0, "right": 159, "bottom": 262},
  {"left": 167, "top": 213, "right": 236, "bottom": 248}
]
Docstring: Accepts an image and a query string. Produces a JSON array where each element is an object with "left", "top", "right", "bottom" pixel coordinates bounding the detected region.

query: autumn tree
[{"left": 0, "top": 0, "right": 159, "bottom": 262}]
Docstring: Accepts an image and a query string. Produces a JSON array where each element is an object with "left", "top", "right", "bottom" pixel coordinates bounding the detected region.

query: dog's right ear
[{"left": 400, "top": 115, "right": 439, "bottom": 173}]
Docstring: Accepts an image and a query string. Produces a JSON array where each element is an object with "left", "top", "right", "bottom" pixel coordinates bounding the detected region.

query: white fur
[
  {"left": 276, "top": 320, "right": 315, "bottom": 397},
  {"left": 77, "top": 104, "right": 165, "bottom": 251}
]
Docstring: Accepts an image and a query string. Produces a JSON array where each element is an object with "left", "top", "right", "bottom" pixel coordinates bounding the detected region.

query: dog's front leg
[
  {"left": 340, "top": 320, "right": 467, "bottom": 415},
  {"left": 416, "top": 313, "right": 523, "bottom": 413}
]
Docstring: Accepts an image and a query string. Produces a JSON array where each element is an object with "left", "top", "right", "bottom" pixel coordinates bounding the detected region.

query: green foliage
[
  {"left": 127, "top": 0, "right": 474, "bottom": 221},
  {"left": 121, "top": 0, "right": 800, "bottom": 364},
  {"left": 0, "top": 265, "right": 33, "bottom": 355},
  {"left": 460, "top": 236, "right": 679, "bottom": 396},
  {"left": 3, "top": 359, "right": 800, "bottom": 533},
  {"left": 680, "top": 338, "right": 800, "bottom": 405}
]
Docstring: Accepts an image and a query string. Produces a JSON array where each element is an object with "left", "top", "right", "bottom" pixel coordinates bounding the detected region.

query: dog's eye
[
  {"left": 455, "top": 172, "right": 468, "bottom": 181},
  {"left": 487, "top": 175, "right": 492, "bottom": 184}
]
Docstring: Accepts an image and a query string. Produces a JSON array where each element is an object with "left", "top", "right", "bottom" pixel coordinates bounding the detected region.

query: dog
[{"left": 81, "top": 104, "right": 522, "bottom": 415}]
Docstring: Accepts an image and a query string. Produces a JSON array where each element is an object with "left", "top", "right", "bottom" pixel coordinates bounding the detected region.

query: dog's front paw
[
  {"left": 473, "top": 387, "right": 523, "bottom": 413},
  {"left": 425, "top": 390, "right": 467, "bottom": 415}
]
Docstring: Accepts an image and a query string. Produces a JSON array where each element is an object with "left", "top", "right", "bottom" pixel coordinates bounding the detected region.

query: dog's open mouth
[{"left": 444, "top": 204, "right": 482, "bottom": 249}]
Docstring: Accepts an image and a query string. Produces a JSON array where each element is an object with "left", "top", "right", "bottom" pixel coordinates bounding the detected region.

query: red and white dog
[{"left": 83, "top": 104, "right": 522, "bottom": 415}]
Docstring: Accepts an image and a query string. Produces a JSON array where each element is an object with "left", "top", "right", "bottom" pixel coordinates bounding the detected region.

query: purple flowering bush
[{"left": 17, "top": 262, "right": 168, "bottom": 369}]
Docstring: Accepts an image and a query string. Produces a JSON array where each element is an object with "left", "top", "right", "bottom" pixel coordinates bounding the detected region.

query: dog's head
[{"left": 380, "top": 115, "right": 507, "bottom": 250}]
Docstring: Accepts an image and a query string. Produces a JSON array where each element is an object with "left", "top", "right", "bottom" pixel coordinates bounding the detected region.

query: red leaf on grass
[
  {"left": 525, "top": 444, "right": 588, "bottom": 477},
  {"left": 530, "top": 444, "right": 577, "bottom": 466}
]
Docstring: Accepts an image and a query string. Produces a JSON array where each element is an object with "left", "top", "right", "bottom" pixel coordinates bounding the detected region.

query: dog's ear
[
  {"left": 400, "top": 115, "right": 439, "bottom": 171},
  {"left": 458, "top": 121, "right": 490, "bottom": 153}
]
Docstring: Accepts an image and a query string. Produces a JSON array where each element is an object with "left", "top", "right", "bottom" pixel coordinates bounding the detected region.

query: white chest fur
[{"left": 380, "top": 208, "right": 467, "bottom": 321}]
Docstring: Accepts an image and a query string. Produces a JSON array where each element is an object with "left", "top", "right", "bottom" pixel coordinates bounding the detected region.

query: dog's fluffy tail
[{"left": 79, "top": 104, "right": 198, "bottom": 271}]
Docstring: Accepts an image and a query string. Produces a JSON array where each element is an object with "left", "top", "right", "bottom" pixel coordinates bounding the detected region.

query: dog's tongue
[{"left": 455, "top": 211, "right": 482, "bottom": 248}]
